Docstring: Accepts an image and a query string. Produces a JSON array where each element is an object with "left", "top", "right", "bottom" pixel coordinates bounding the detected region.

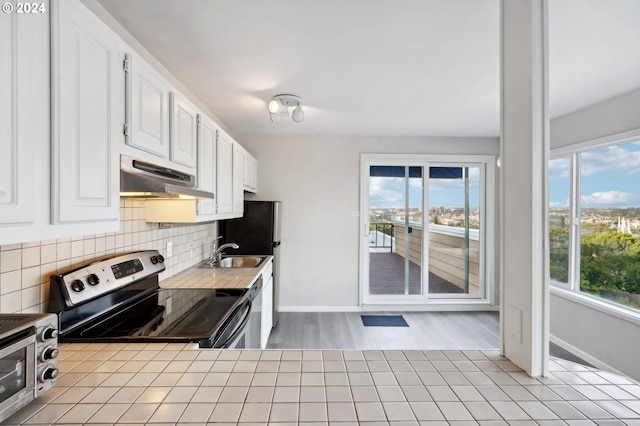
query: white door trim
[{"left": 359, "top": 153, "right": 496, "bottom": 308}]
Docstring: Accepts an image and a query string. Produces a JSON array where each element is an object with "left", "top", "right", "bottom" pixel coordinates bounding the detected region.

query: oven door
[
  {"left": 214, "top": 300, "right": 252, "bottom": 349},
  {"left": 228, "top": 289, "right": 262, "bottom": 349},
  {"left": 0, "top": 329, "right": 36, "bottom": 423}
]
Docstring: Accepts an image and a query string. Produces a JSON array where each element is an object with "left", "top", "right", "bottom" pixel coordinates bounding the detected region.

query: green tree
[
  {"left": 579, "top": 231, "right": 640, "bottom": 304},
  {"left": 549, "top": 227, "right": 569, "bottom": 282}
]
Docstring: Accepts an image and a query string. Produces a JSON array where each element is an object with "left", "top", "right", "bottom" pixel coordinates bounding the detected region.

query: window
[
  {"left": 549, "top": 157, "right": 571, "bottom": 286},
  {"left": 549, "top": 139, "right": 640, "bottom": 311}
]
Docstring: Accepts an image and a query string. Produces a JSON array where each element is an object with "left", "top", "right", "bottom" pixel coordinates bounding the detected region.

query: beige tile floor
[{"left": 5, "top": 343, "right": 640, "bottom": 425}]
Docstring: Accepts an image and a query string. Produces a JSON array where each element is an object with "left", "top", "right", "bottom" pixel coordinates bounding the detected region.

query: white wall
[
  {"left": 551, "top": 293, "right": 640, "bottom": 379},
  {"left": 549, "top": 91, "right": 640, "bottom": 380},
  {"left": 551, "top": 87, "right": 640, "bottom": 149},
  {"left": 238, "top": 134, "right": 499, "bottom": 310}
]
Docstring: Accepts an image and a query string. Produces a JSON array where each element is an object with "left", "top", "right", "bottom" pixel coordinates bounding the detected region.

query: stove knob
[
  {"left": 41, "top": 327, "right": 59, "bottom": 341},
  {"left": 150, "top": 255, "right": 158, "bottom": 264},
  {"left": 71, "top": 279, "right": 85, "bottom": 292},
  {"left": 40, "top": 347, "right": 59, "bottom": 361},
  {"left": 87, "top": 273, "right": 100, "bottom": 286},
  {"left": 157, "top": 255, "right": 165, "bottom": 264},
  {"left": 39, "top": 367, "right": 59, "bottom": 383}
]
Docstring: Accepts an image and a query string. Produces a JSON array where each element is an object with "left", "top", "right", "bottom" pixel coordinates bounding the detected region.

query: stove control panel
[{"left": 52, "top": 250, "right": 166, "bottom": 307}]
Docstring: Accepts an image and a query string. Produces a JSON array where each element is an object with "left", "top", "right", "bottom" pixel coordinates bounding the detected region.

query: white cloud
[
  {"left": 549, "top": 157, "right": 570, "bottom": 180},
  {"left": 549, "top": 200, "right": 569, "bottom": 208},
  {"left": 581, "top": 190, "right": 640, "bottom": 207},
  {"left": 581, "top": 145, "right": 640, "bottom": 176},
  {"left": 369, "top": 177, "right": 410, "bottom": 208}
]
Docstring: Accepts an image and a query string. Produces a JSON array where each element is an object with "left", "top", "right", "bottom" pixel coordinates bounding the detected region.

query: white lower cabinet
[
  {"left": 260, "top": 260, "right": 274, "bottom": 349},
  {"left": 51, "top": 0, "right": 122, "bottom": 226}
]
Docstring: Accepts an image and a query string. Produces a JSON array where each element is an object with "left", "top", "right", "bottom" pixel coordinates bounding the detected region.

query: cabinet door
[
  {"left": 197, "top": 114, "right": 217, "bottom": 193},
  {"left": 0, "top": 3, "right": 48, "bottom": 227},
  {"left": 243, "top": 150, "right": 257, "bottom": 193},
  {"left": 125, "top": 54, "right": 170, "bottom": 159},
  {"left": 196, "top": 114, "right": 218, "bottom": 221},
  {"left": 51, "top": 0, "right": 122, "bottom": 224},
  {"left": 169, "top": 92, "right": 198, "bottom": 169},
  {"left": 232, "top": 143, "right": 245, "bottom": 215},
  {"left": 216, "top": 132, "right": 234, "bottom": 214},
  {"left": 261, "top": 275, "right": 273, "bottom": 348}
]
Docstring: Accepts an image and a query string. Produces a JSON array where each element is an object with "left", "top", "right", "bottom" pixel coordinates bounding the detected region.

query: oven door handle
[{"left": 220, "top": 301, "right": 252, "bottom": 348}]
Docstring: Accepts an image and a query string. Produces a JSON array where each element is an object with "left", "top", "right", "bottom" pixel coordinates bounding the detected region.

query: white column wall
[{"left": 500, "top": 0, "right": 549, "bottom": 376}]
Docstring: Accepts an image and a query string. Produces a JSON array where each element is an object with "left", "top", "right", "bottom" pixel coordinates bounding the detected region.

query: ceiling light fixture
[{"left": 268, "top": 94, "right": 304, "bottom": 123}]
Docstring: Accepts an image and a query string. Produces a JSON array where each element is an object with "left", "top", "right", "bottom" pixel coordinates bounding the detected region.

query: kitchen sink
[{"left": 201, "top": 256, "right": 266, "bottom": 269}]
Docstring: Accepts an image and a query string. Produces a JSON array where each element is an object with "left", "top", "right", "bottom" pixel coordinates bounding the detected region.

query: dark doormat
[{"left": 361, "top": 315, "right": 409, "bottom": 327}]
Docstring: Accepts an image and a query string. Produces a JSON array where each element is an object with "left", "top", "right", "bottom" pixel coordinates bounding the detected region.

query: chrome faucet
[{"left": 209, "top": 236, "right": 239, "bottom": 265}]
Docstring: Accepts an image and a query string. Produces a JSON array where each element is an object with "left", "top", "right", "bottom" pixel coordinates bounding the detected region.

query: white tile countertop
[
  {"left": 5, "top": 343, "right": 640, "bottom": 425},
  {"left": 159, "top": 256, "right": 273, "bottom": 290}
]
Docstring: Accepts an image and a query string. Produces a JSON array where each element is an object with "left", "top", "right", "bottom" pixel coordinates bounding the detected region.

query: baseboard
[
  {"left": 278, "top": 304, "right": 499, "bottom": 313},
  {"left": 279, "top": 305, "right": 363, "bottom": 312},
  {"left": 549, "top": 334, "right": 625, "bottom": 376},
  {"left": 362, "top": 303, "right": 499, "bottom": 312}
]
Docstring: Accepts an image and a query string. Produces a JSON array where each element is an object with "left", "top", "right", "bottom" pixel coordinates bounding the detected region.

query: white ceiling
[{"left": 96, "top": 0, "right": 640, "bottom": 138}]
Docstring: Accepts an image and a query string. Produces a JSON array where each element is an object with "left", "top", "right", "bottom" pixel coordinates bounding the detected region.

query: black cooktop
[
  {"left": 49, "top": 250, "right": 253, "bottom": 349},
  {"left": 58, "top": 282, "right": 248, "bottom": 347}
]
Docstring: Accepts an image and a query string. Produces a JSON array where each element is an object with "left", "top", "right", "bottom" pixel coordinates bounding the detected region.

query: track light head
[{"left": 268, "top": 94, "right": 304, "bottom": 123}]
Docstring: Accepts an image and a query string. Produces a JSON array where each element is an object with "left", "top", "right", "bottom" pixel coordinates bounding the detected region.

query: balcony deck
[{"left": 369, "top": 252, "right": 465, "bottom": 294}]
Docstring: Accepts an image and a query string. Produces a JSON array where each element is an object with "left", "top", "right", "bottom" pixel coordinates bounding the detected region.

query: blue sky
[
  {"left": 369, "top": 167, "right": 481, "bottom": 209},
  {"left": 549, "top": 141, "right": 640, "bottom": 208}
]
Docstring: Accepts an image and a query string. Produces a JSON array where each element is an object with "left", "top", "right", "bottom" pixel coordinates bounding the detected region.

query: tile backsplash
[{"left": 0, "top": 199, "right": 216, "bottom": 313}]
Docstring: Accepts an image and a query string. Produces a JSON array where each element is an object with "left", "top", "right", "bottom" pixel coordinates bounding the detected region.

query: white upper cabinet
[
  {"left": 232, "top": 142, "right": 245, "bottom": 215},
  {"left": 243, "top": 150, "right": 258, "bottom": 193},
  {"left": 216, "top": 130, "right": 234, "bottom": 215},
  {"left": 124, "top": 53, "right": 170, "bottom": 159},
  {"left": 123, "top": 53, "right": 198, "bottom": 174},
  {"left": 169, "top": 92, "right": 198, "bottom": 169},
  {"left": 196, "top": 114, "right": 219, "bottom": 220},
  {"left": 51, "top": 0, "right": 122, "bottom": 225},
  {"left": 0, "top": 0, "right": 48, "bottom": 236}
]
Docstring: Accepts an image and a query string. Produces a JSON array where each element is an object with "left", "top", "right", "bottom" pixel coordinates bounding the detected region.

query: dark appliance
[
  {"left": 221, "top": 200, "right": 281, "bottom": 327},
  {"left": 48, "top": 250, "right": 261, "bottom": 348},
  {"left": 0, "top": 313, "right": 58, "bottom": 423}
]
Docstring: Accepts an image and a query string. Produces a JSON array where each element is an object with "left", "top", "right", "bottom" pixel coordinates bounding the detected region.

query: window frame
[
  {"left": 359, "top": 153, "right": 497, "bottom": 307},
  {"left": 550, "top": 128, "right": 640, "bottom": 321}
]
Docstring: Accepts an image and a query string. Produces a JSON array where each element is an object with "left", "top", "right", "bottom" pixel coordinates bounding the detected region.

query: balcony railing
[
  {"left": 368, "top": 221, "right": 480, "bottom": 294},
  {"left": 369, "top": 222, "right": 394, "bottom": 252}
]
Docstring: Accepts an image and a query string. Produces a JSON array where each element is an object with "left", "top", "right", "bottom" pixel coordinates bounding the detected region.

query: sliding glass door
[
  {"left": 368, "top": 165, "right": 423, "bottom": 296},
  {"left": 361, "top": 155, "right": 493, "bottom": 306},
  {"left": 427, "top": 165, "right": 482, "bottom": 297}
]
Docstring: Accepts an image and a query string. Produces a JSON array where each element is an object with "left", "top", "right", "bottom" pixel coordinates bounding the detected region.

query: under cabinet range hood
[{"left": 120, "top": 155, "right": 214, "bottom": 199}]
